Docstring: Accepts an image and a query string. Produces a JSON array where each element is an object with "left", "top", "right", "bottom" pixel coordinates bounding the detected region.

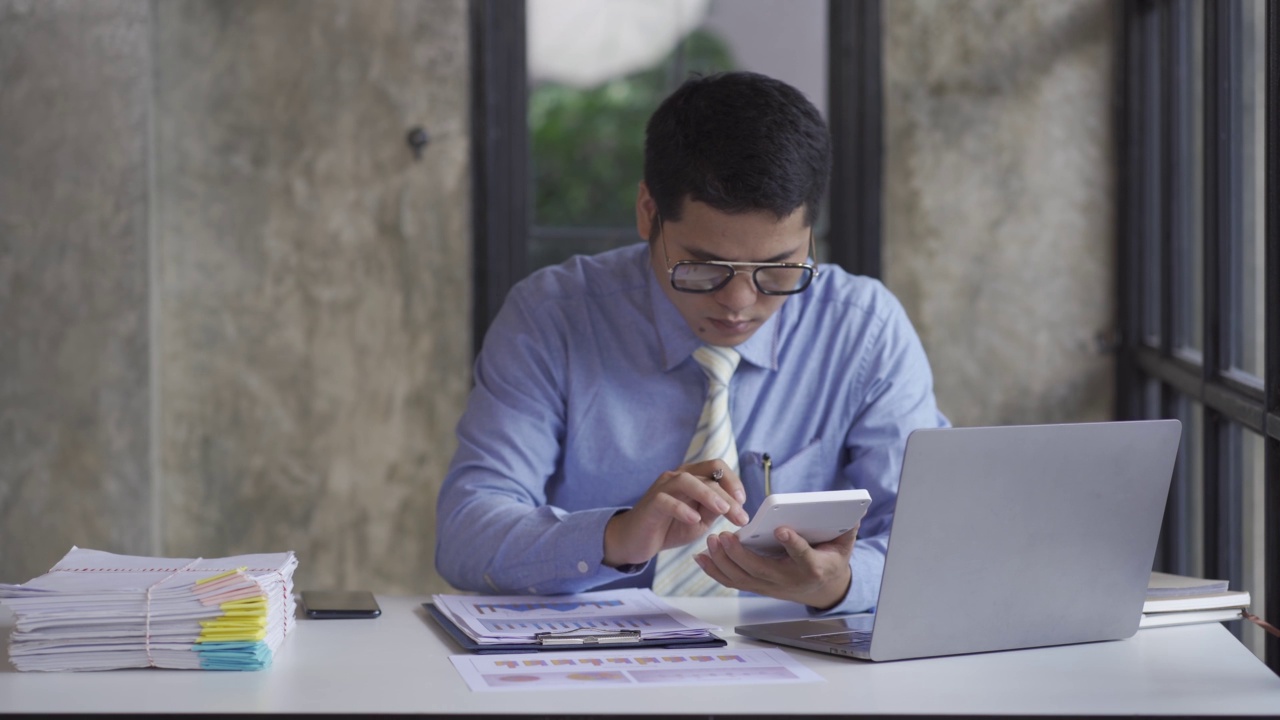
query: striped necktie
[{"left": 652, "top": 345, "right": 741, "bottom": 597}]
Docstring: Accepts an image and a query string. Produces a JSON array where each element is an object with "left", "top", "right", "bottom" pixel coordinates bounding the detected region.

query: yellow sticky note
[{"left": 196, "top": 566, "right": 248, "bottom": 586}]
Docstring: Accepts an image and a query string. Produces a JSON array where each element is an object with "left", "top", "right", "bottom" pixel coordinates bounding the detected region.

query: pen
[{"left": 763, "top": 453, "right": 772, "bottom": 496}]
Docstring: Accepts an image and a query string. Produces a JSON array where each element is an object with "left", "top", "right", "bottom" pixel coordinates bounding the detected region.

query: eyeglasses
[{"left": 659, "top": 218, "right": 819, "bottom": 296}]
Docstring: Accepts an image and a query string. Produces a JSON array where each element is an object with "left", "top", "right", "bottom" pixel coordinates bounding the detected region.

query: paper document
[
  {"left": 449, "top": 647, "right": 823, "bottom": 691},
  {"left": 1140, "top": 608, "right": 1244, "bottom": 629},
  {"left": 1147, "top": 571, "right": 1230, "bottom": 597},
  {"left": 0, "top": 546, "right": 298, "bottom": 672},
  {"left": 1144, "top": 571, "right": 1250, "bottom": 614},
  {"left": 1139, "top": 571, "right": 1250, "bottom": 630},
  {"left": 1143, "top": 588, "right": 1250, "bottom": 614},
  {"left": 431, "top": 588, "right": 719, "bottom": 645}
]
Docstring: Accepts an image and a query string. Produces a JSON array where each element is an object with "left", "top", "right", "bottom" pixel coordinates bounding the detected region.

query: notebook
[{"left": 735, "top": 419, "right": 1182, "bottom": 662}]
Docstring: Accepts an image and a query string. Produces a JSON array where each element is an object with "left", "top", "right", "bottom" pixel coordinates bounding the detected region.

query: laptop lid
[{"left": 736, "top": 419, "right": 1182, "bottom": 662}]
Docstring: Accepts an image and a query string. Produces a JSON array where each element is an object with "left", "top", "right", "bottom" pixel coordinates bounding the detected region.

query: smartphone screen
[{"left": 301, "top": 590, "right": 382, "bottom": 619}]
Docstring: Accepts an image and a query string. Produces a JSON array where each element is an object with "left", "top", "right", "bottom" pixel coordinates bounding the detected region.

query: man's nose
[{"left": 714, "top": 271, "right": 758, "bottom": 311}]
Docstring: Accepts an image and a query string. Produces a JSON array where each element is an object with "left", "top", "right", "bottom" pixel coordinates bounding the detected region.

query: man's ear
[{"left": 635, "top": 182, "right": 657, "bottom": 241}]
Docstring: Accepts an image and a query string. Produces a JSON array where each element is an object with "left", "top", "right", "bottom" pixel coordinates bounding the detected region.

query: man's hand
[
  {"left": 602, "top": 460, "right": 749, "bottom": 568},
  {"left": 695, "top": 524, "right": 857, "bottom": 611}
]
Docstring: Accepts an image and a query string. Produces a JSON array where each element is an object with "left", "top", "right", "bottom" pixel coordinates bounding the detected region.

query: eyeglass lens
[{"left": 671, "top": 263, "right": 813, "bottom": 294}]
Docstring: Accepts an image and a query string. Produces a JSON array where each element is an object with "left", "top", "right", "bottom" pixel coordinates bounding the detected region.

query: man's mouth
[{"left": 709, "top": 318, "right": 755, "bottom": 333}]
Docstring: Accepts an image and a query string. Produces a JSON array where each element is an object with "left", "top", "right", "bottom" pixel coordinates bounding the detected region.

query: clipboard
[{"left": 422, "top": 602, "right": 727, "bottom": 654}]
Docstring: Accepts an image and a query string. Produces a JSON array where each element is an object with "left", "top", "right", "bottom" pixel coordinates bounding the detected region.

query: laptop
[{"left": 735, "top": 419, "right": 1182, "bottom": 662}]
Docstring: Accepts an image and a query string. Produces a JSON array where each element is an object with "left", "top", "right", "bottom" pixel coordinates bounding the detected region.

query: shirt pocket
[{"left": 739, "top": 436, "right": 829, "bottom": 510}]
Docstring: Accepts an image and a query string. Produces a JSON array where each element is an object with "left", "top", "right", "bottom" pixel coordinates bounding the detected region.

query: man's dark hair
[{"left": 643, "top": 71, "right": 831, "bottom": 226}]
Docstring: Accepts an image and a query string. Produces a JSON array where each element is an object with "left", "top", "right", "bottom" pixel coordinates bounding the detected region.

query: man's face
[{"left": 637, "top": 185, "right": 812, "bottom": 348}]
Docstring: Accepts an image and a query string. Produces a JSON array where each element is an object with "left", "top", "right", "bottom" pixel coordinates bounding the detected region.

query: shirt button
[{"left": 577, "top": 561, "right": 589, "bottom": 574}]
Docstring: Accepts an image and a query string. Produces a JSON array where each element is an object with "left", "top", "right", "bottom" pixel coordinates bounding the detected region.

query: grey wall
[
  {"left": 1, "top": 0, "right": 154, "bottom": 579},
  {"left": 0, "top": 0, "right": 471, "bottom": 594},
  {"left": 884, "top": 0, "right": 1116, "bottom": 428}
]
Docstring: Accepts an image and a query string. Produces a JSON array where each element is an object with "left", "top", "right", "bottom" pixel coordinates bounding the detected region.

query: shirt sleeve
[
  {"left": 810, "top": 289, "right": 950, "bottom": 616},
  {"left": 434, "top": 282, "right": 644, "bottom": 594}
]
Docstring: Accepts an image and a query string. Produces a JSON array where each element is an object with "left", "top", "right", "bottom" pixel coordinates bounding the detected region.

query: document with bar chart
[
  {"left": 428, "top": 588, "right": 720, "bottom": 647},
  {"left": 450, "top": 647, "right": 823, "bottom": 692}
]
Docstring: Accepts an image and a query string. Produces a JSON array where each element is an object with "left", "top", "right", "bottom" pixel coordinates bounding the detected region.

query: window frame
[
  {"left": 469, "top": 0, "right": 530, "bottom": 359},
  {"left": 1117, "top": 0, "right": 1278, "bottom": 671}
]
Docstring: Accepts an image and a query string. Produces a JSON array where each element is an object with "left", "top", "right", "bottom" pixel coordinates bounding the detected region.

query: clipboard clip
[{"left": 533, "top": 628, "right": 642, "bottom": 646}]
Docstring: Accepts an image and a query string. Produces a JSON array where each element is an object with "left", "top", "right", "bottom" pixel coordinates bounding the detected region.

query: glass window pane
[
  {"left": 526, "top": 0, "right": 828, "bottom": 272},
  {"left": 1162, "top": 391, "right": 1208, "bottom": 576},
  {"left": 527, "top": 0, "right": 734, "bottom": 271},
  {"left": 1142, "top": 377, "right": 1162, "bottom": 418},
  {"left": 1229, "top": 0, "right": 1265, "bottom": 379},
  {"left": 1239, "top": 429, "right": 1266, "bottom": 661},
  {"left": 527, "top": 0, "right": 731, "bottom": 235},
  {"left": 1162, "top": 390, "right": 1207, "bottom": 578},
  {"left": 1139, "top": 5, "right": 1163, "bottom": 349},
  {"left": 1141, "top": 227, "right": 1161, "bottom": 347},
  {"left": 1186, "top": 401, "right": 1205, "bottom": 577},
  {"left": 1175, "top": 0, "right": 1204, "bottom": 353}
]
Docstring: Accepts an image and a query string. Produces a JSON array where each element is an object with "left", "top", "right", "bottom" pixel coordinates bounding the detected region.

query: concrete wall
[
  {"left": 884, "top": 0, "right": 1115, "bottom": 428},
  {"left": 1, "top": 0, "right": 154, "bottom": 576},
  {"left": 0, "top": 0, "right": 471, "bottom": 594}
]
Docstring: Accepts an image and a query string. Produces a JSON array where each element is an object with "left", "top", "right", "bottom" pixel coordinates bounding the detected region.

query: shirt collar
[{"left": 641, "top": 247, "right": 782, "bottom": 373}]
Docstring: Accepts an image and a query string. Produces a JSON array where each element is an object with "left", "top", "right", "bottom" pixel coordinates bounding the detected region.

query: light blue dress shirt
[{"left": 436, "top": 243, "right": 949, "bottom": 614}]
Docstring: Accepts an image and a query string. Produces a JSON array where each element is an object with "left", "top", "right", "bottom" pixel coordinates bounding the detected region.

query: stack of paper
[
  {"left": 0, "top": 546, "right": 298, "bottom": 671},
  {"left": 431, "top": 588, "right": 720, "bottom": 646},
  {"left": 1140, "top": 571, "right": 1249, "bottom": 629},
  {"left": 1146, "top": 571, "right": 1229, "bottom": 597}
]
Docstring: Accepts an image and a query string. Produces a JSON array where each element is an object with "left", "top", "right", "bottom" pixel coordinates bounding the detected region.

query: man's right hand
[{"left": 602, "top": 459, "right": 749, "bottom": 568}]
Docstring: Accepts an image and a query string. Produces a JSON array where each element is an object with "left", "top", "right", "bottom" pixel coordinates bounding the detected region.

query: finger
[
  {"left": 693, "top": 551, "right": 734, "bottom": 588},
  {"left": 649, "top": 492, "right": 703, "bottom": 525},
  {"left": 656, "top": 469, "right": 727, "bottom": 515},
  {"left": 773, "top": 526, "right": 853, "bottom": 573},
  {"left": 715, "top": 532, "right": 781, "bottom": 588},
  {"left": 682, "top": 460, "right": 747, "bottom": 505},
  {"left": 677, "top": 467, "right": 748, "bottom": 527},
  {"left": 701, "top": 534, "right": 754, "bottom": 587},
  {"left": 818, "top": 525, "right": 858, "bottom": 553},
  {"left": 775, "top": 526, "right": 817, "bottom": 563},
  {"left": 713, "top": 465, "right": 747, "bottom": 505},
  {"left": 672, "top": 470, "right": 735, "bottom": 519},
  {"left": 803, "top": 524, "right": 858, "bottom": 561}
]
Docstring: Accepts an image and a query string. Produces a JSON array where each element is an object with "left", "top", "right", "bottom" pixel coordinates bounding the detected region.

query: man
[{"left": 436, "top": 71, "right": 948, "bottom": 614}]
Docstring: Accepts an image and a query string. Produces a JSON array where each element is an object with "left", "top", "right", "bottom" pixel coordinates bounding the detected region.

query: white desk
[{"left": 2, "top": 596, "right": 1278, "bottom": 716}]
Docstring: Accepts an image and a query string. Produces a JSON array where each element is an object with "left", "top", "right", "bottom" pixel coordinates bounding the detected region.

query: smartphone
[
  {"left": 734, "top": 489, "right": 872, "bottom": 556},
  {"left": 301, "top": 590, "right": 382, "bottom": 619}
]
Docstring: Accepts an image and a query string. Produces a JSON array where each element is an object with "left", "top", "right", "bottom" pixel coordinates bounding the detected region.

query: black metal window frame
[
  {"left": 1117, "top": 0, "right": 1278, "bottom": 672},
  {"left": 470, "top": 0, "right": 884, "bottom": 356},
  {"left": 469, "top": 0, "right": 529, "bottom": 359}
]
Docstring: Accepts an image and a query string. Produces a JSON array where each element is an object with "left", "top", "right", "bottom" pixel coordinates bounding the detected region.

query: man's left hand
[{"left": 694, "top": 525, "right": 856, "bottom": 611}]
